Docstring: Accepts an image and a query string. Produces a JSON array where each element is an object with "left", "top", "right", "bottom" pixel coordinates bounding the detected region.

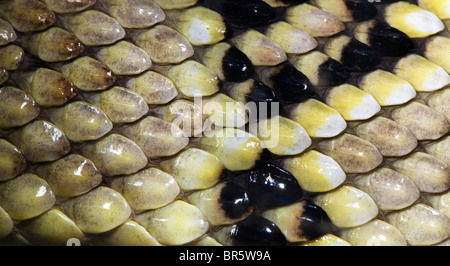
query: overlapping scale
[{"left": 0, "top": 0, "right": 448, "bottom": 247}]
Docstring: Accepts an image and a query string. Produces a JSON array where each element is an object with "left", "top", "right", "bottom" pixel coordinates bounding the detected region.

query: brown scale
[{"left": 0, "top": 0, "right": 56, "bottom": 33}]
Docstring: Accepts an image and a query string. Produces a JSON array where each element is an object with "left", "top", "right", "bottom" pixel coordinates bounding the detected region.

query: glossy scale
[
  {"left": 261, "top": 63, "right": 317, "bottom": 103},
  {"left": 204, "top": 0, "right": 276, "bottom": 28},
  {"left": 215, "top": 215, "right": 287, "bottom": 246},
  {"left": 247, "top": 163, "right": 304, "bottom": 211}
]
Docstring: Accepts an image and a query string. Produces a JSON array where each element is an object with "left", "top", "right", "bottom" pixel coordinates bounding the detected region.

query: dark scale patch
[
  {"left": 245, "top": 80, "right": 278, "bottom": 105},
  {"left": 367, "top": 21, "right": 415, "bottom": 56},
  {"left": 267, "top": 63, "right": 317, "bottom": 103},
  {"left": 218, "top": 179, "right": 253, "bottom": 220},
  {"left": 340, "top": 38, "right": 381, "bottom": 72},
  {"left": 317, "top": 58, "right": 349, "bottom": 87},
  {"left": 297, "top": 201, "right": 334, "bottom": 240},
  {"left": 204, "top": 0, "right": 276, "bottom": 28},
  {"left": 248, "top": 163, "right": 303, "bottom": 211},
  {"left": 245, "top": 81, "right": 279, "bottom": 120},
  {"left": 229, "top": 215, "right": 287, "bottom": 246},
  {"left": 223, "top": 20, "right": 235, "bottom": 40},
  {"left": 253, "top": 148, "right": 271, "bottom": 169},
  {"left": 344, "top": 0, "right": 378, "bottom": 21},
  {"left": 222, "top": 46, "right": 255, "bottom": 82}
]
